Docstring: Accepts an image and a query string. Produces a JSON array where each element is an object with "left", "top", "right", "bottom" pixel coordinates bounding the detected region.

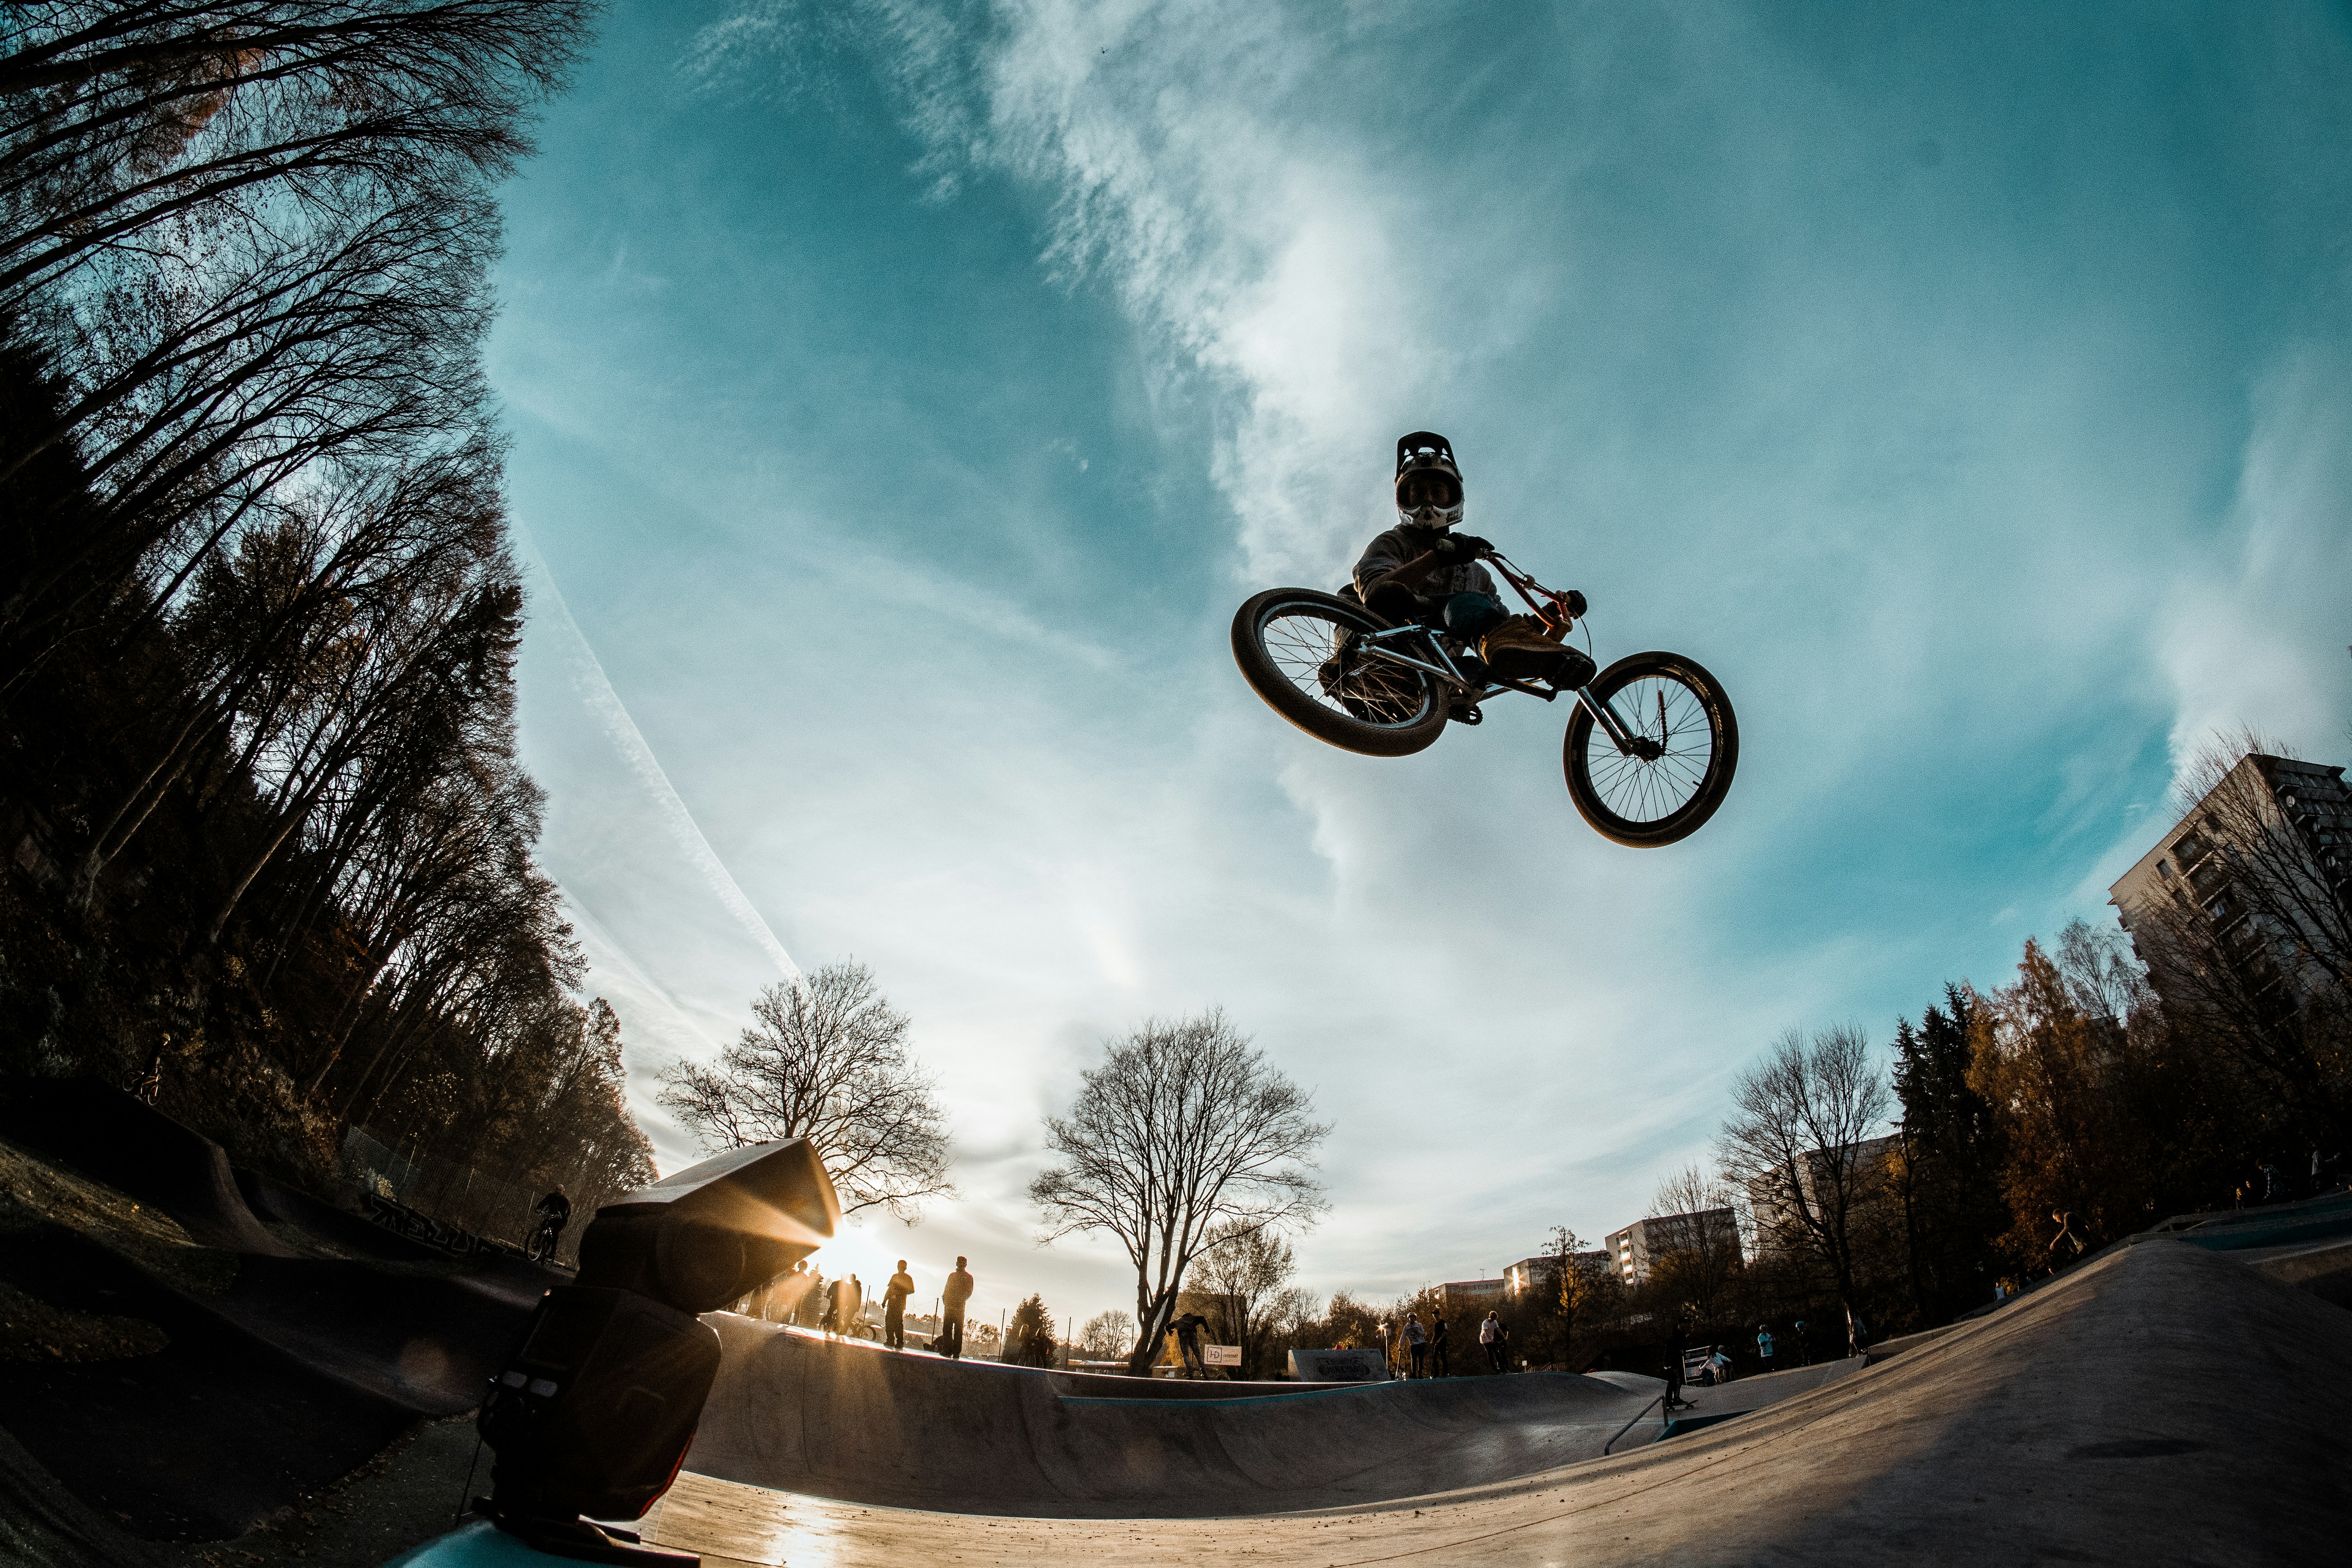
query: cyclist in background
[{"left": 528, "top": 1187, "right": 571, "bottom": 1262}]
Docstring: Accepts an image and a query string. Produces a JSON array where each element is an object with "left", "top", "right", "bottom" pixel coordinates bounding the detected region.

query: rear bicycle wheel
[
  {"left": 1562, "top": 652, "right": 1738, "bottom": 847},
  {"left": 1231, "top": 588, "right": 1449, "bottom": 758}
]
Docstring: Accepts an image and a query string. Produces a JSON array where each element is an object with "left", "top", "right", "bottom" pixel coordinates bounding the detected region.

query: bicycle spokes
[
  {"left": 1261, "top": 610, "right": 1433, "bottom": 726},
  {"left": 1581, "top": 675, "right": 1713, "bottom": 821}
]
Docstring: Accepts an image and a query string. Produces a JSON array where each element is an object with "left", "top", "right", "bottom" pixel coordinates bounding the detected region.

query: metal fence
[{"left": 339, "top": 1125, "right": 572, "bottom": 1264}]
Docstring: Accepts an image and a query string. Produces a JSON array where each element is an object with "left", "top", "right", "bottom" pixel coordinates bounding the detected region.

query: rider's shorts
[{"left": 1441, "top": 592, "right": 1508, "bottom": 639}]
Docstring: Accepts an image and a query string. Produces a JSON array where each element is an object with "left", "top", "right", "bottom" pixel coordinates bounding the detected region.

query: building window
[{"left": 2156, "top": 858, "right": 2171, "bottom": 881}]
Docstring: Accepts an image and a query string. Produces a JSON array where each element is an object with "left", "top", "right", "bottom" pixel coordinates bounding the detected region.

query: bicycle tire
[
  {"left": 1231, "top": 588, "right": 1449, "bottom": 758},
  {"left": 1562, "top": 651, "right": 1738, "bottom": 847}
]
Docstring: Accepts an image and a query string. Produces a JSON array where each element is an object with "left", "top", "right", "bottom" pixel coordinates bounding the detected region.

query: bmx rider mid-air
[{"left": 1354, "top": 432, "right": 1597, "bottom": 691}]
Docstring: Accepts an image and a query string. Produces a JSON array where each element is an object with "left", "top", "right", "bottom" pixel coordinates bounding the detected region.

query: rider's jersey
[{"left": 1352, "top": 525, "right": 1497, "bottom": 606}]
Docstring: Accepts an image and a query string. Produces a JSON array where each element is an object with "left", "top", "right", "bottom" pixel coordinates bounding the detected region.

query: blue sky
[{"left": 487, "top": 1, "right": 2352, "bottom": 1330}]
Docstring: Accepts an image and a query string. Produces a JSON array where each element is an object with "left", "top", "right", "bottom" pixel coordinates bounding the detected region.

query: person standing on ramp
[
  {"left": 941, "top": 1255, "right": 974, "bottom": 1358},
  {"left": 1172, "top": 1311, "right": 1209, "bottom": 1376},
  {"left": 884, "top": 1259, "right": 915, "bottom": 1350}
]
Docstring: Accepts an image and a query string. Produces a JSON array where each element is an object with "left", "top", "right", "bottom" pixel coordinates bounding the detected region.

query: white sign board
[{"left": 1202, "top": 1343, "right": 1241, "bottom": 1367}]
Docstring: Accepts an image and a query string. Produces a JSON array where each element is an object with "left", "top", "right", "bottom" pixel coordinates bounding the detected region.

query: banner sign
[{"left": 1288, "top": 1347, "right": 1391, "bottom": 1382}]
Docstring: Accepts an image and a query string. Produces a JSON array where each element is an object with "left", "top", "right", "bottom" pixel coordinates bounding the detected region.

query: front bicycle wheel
[
  {"left": 1562, "top": 651, "right": 1738, "bottom": 847},
  {"left": 1231, "top": 588, "right": 1449, "bottom": 758}
]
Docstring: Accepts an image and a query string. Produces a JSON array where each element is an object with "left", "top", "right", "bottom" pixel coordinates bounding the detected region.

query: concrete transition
[
  {"left": 0, "top": 1081, "right": 561, "bottom": 1563},
  {"left": 686, "top": 1317, "right": 1859, "bottom": 1517},
  {"left": 643, "top": 1236, "right": 2351, "bottom": 1564}
]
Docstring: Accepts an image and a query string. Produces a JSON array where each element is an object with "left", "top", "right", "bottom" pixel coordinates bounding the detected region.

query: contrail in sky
[{"left": 517, "top": 529, "right": 803, "bottom": 985}]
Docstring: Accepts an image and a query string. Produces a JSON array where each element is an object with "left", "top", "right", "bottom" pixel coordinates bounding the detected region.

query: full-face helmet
[{"left": 1394, "top": 431, "right": 1464, "bottom": 530}]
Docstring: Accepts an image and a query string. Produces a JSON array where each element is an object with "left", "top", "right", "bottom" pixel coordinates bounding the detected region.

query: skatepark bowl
[
  {"left": 609, "top": 1222, "right": 2352, "bottom": 1565},
  {"left": 4, "top": 1082, "right": 2350, "bottom": 1566},
  {"left": 380, "top": 1201, "right": 2329, "bottom": 1568}
]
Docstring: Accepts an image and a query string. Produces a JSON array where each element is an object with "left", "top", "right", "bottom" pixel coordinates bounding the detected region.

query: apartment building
[
  {"left": 1601, "top": 1208, "right": 1741, "bottom": 1286},
  {"left": 1437, "top": 1277, "right": 1506, "bottom": 1316},
  {"left": 1744, "top": 1134, "right": 1899, "bottom": 1259},
  {"left": 2109, "top": 752, "right": 2351, "bottom": 1015},
  {"left": 1501, "top": 1250, "right": 1612, "bottom": 1301}
]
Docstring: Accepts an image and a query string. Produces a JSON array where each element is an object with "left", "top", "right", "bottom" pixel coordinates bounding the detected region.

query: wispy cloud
[
  {"left": 2160, "top": 343, "right": 2352, "bottom": 773},
  {"left": 695, "top": 0, "right": 1451, "bottom": 585},
  {"left": 519, "top": 530, "right": 803, "bottom": 987}
]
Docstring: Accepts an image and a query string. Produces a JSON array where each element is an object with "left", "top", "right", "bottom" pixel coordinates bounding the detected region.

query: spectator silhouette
[
  {"left": 1403, "top": 1312, "right": 1428, "bottom": 1378},
  {"left": 1479, "top": 1311, "right": 1506, "bottom": 1374},
  {"left": 1431, "top": 1314, "right": 1449, "bottom": 1378},
  {"left": 768, "top": 1259, "right": 811, "bottom": 1324},
  {"left": 1755, "top": 1323, "right": 1775, "bottom": 1375},
  {"left": 799, "top": 1267, "right": 826, "bottom": 1328},
  {"left": 884, "top": 1260, "right": 915, "bottom": 1350},
  {"left": 940, "top": 1255, "right": 974, "bottom": 1358}
]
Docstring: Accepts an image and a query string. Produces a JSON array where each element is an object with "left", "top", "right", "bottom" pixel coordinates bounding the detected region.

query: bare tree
[
  {"left": 1185, "top": 1217, "right": 1299, "bottom": 1377},
  {"left": 1029, "top": 1008, "right": 1328, "bottom": 1376},
  {"left": 1647, "top": 1163, "right": 1744, "bottom": 1324},
  {"left": 1717, "top": 1025, "right": 1894, "bottom": 1314},
  {"left": 657, "top": 960, "right": 955, "bottom": 1222},
  {"left": 1076, "top": 1309, "right": 1134, "bottom": 1360}
]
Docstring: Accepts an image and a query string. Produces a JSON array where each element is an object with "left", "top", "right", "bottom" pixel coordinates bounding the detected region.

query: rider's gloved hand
[
  {"left": 1561, "top": 588, "right": 1587, "bottom": 620},
  {"left": 1364, "top": 581, "right": 1417, "bottom": 623},
  {"left": 1440, "top": 533, "right": 1493, "bottom": 562}
]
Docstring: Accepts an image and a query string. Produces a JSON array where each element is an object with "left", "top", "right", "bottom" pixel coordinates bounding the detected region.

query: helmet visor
[{"left": 1397, "top": 472, "right": 1462, "bottom": 511}]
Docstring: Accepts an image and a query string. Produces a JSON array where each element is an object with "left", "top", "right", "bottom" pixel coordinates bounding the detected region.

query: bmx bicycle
[
  {"left": 524, "top": 1212, "right": 565, "bottom": 1265},
  {"left": 1231, "top": 551, "right": 1738, "bottom": 848}
]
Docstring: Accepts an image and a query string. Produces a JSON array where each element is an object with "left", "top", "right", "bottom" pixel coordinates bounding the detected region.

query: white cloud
[{"left": 2161, "top": 343, "right": 2352, "bottom": 774}]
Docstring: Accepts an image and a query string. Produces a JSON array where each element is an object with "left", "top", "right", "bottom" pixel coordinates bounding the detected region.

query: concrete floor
[{"left": 634, "top": 1240, "right": 2352, "bottom": 1566}]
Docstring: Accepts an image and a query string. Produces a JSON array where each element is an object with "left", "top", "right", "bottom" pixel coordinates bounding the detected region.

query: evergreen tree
[
  {"left": 1891, "top": 986, "right": 2009, "bottom": 1320},
  {"left": 1007, "top": 1294, "right": 1058, "bottom": 1368}
]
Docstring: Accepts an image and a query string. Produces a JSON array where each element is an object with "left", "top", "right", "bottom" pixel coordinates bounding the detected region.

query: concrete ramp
[
  {"left": 636, "top": 1239, "right": 2352, "bottom": 1563},
  {"left": 687, "top": 1321, "right": 1659, "bottom": 1515}
]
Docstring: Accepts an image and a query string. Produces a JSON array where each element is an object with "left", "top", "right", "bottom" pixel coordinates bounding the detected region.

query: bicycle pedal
[{"left": 1448, "top": 703, "right": 1483, "bottom": 725}]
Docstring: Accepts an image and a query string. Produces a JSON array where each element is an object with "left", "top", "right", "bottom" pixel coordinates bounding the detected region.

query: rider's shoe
[{"left": 1479, "top": 616, "right": 1596, "bottom": 687}]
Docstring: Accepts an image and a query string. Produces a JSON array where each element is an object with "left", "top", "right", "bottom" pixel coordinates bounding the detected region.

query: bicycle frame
[{"left": 1346, "top": 554, "right": 1662, "bottom": 758}]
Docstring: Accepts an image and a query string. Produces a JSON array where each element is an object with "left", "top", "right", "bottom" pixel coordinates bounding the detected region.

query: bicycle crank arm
[{"left": 1468, "top": 676, "right": 1559, "bottom": 703}]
